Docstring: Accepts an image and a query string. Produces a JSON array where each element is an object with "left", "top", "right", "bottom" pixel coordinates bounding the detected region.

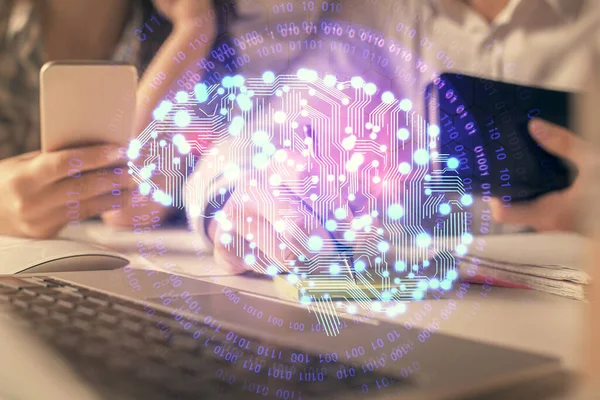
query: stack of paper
[{"left": 458, "top": 233, "right": 589, "bottom": 301}]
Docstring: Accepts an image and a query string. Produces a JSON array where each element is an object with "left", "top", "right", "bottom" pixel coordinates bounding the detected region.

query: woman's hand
[
  {"left": 490, "top": 118, "right": 592, "bottom": 232},
  {"left": 0, "top": 145, "right": 134, "bottom": 238}
]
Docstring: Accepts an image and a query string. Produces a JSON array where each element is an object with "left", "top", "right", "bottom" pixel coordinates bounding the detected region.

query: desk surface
[{"left": 62, "top": 222, "right": 586, "bottom": 375}]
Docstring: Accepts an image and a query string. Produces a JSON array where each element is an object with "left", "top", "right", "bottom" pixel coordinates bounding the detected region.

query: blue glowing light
[
  {"left": 462, "top": 233, "right": 474, "bottom": 244},
  {"left": 399, "top": 99, "right": 412, "bottom": 111},
  {"left": 252, "top": 130, "right": 270, "bottom": 147},
  {"left": 428, "top": 125, "right": 441, "bottom": 137},
  {"left": 398, "top": 162, "right": 411, "bottom": 174},
  {"left": 382, "top": 270, "right": 390, "bottom": 278},
  {"left": 429, "top": 279, "right": 440, "bottom": 289},
  {"left": 447, "top": 270, "right": 458, "bottom": 281},
  {"left": 413, "top": 290, "right": 424, "bottom": 300},
  {"left": 344, "top": 230, "right": 356, "bottom": 241},
  {"left": 350, "top": 76, "right": 364, "bottom": 88},
  {"left": 378, "top": 241, "right": 390, "bottom": 253},
  {"left": 194, "top": 84, "right": 208, "bottom": 103},
  {"left": 325, "top": 220, "right": 338, "bottom": 231},
  {"left": 297, "top": 68, "right": 318, "bottom": 82},
  {"left": 387, "top": 203, "right": 404, "bottom": 220},
  {"left": 236, "top": 93, "right": 252, "bottom": 111},
  {"left": 174, "top": 110, "right": 191, "bottom": 127},
  {"left": 334, "top": 207, "right": 347, "bottom": 220},
  {"left": 139, "top": 182, "right": 150, "bottom": 196},
  {"left": 394, "top": 278, "right": 401, "bottom": 284},
  {"left": 364, "top": 82, "right": 377, "bottom": 95},
  {"left": 447, "top": 157, "right": 459, "bottom": 169},
  {"left": 394, "top": 260, "right": 407, "bottom": 272},
  {"left": 439, "top": 203, "right": 451, "bottom": 215},
  {"left": 381, "top": 91, "right": 395, "bottom": 104},
  {"left": 220, "top": 233, "right": 233, "bottom": 245},
  {"left": 381, "top": 291, "right": 392, "bottom": 301},
  {"left": 308, "top": 236, "right": 324, "bottom": 252},
  {"left": 267, "top": 265, "right": 278, "bottom": 276},
  {"left": 418, "top": 281, "right": 428, "bottom": 291},
  {"left": 252, "top": 153, "right": 270, "bottom": 169},
  {"left": 354, "top": 260, "right": 366, "bottom": 272},
  {"left": 262, "top": 71, "right": 275, "bottom": 84},
  {"left": 415, "top": 233, "right": 432, "bottom": 248},
  {"left": 396, "top": 128, "right": 410, "bottom": 141},
  {"left": 323, "top": 74, "right": 337, "bottom": 87},
  {"left": 461, "top": 194, "right": 474, "bottom": 206},
  {"left": 413, "top": 149, "right": 430, "bottom": 165},
  {"left": 244, "top": 254, "right": 256, "bottom": 265},
  {"left": 441, "top": 280, "right": 452, "bottom": 290},
  {"left": 232, "top": 75, "right": 245, "bottom": 87},
  {"left": 455, "top": 244, "right": 468, "bottom": 256},
  {"left": 175, "top": 91, "right": 189, "bottom": 103},
  {"left": 229, "top": 116, "right": 245, "bottom": 136},
  {"left": 329, "top": 263, "right": 341, "bottom": 275},
  {"left": 222, "top": 76, "right": 234, "bottom": 88}
]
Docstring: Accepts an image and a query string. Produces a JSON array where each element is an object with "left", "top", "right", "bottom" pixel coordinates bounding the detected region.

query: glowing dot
[
  {"left": 267, "top": 265, "right": 278, "bottom": 275},
  {"left": 233, "top": 75, "right": 245, "bottom": 87},
  {"left": 325, "top": 220, "right": 337, "bottom": 231},
  {"left": 139, "top": 182, "right": 150, "bottom": 195},
  {"left": 269, "top": 174, "right": 282, "bottom": 186},
  {"left": 345, "top": 127, "right": 353, "bottom": 134},
  {"left": 447, "top": 157, "right": 459, "bottom": 169},
  {"left": 348, "top": 194, "right": 356, "bottom": 201},
  {"left": 341, "top": 98, "right": 350, "bottom": 105},
  {"left": 194, "top": 84, "right": 208, "bottom": 103},
  {"left": 244, "top": 254, "right": 256, "bottom": 265},
  {"left": 394, "top": 261, "right": 406, "bottom": 272},
  {"left": 252, "top": 153, "right": 270, "bottom": 169},
  {"left": 236, "top": 94, "right": 252, "bottom": 111},
  {"left": 366, "top": 122, "right": 373, "bottom": 130},
  {"left": 462, "top": 233, "right": 474, "bottom": 244},
  {"left": 174, "top": 110, "right": 191, "bottom": 127},
  {"left": 398, "top": 162, "right": 411, "bottom": 174},
  {"left": 425, "top": 189, "right": 432, "bottom": 195},
  {"left": 456, "top": 244, "right": 468, "bottom": 255},
  {"left": 428, "top": 125, "right": 441, "bottom": 137},
  {"left": 381, "top": 91, "right": 395, "bottom": 104},
  {"left": 372, "top": 302, "right": 382, "bottom": 312},
  {"left": 263, "top": 143, "right": 276, "bottom": 155},
  {"left": 252, "top": 130, "right": 270, "bottom": 146},
  {"left": 448, "top": 270, "right": 458, "bottom": 281},
  {"left": 342, "top": 135, "right": 357, "bottom": 150},
  {"left": 413, "top": 291, "right": 424, "bottom": 300},
  {"left": 175, "top": 91, "right": 189, "bottom": 103},
  {"left": 309, "top": 193, "right": 318, "bottom": 201},
  {"left": 429, "top": 279, "right": 440, "bottom": 290},
  {"left": 217, "top": 88, "right": 225, "bottom": 95},
  {"left": 355, "top": 260, "right": 366, "bottom": 272},
  {"left": 351, "top": 76, "right": 364, "bottom": 88},
  {"left": 378, "top": 241, "right": 390, "bottom": 253},
  {"left": 373, "top": 176, "right": 381, "bottom": 184},
  {"left": 414, "top": 149, "right": 430, "bottom": 165},
  {"left": 416, "top": 233, "right": 432, "bottom": 248},
  {"left": 344, "top": 230, "right": 356, "bottom": 241},
  {"left": 220, "top": 108, "right": 228, "bottom": 115},
  {"left": 387, "top": 204, "right": 404, "bottom": 220},
  {"left": 273, "top": 111, "right": 287, "bottom": 124},
  {"left": 324, "top": 74, "right": 337, "bottom": 87},
  {"left": 297, "top": 68, "right": 318, "bottom": 82},
  {"left": 348, "top": 305, "right": 357, "bottom": 314},
  {"left": 395, "top": 128, "right": 409, "bottom": 141},
  {"left": 223, "top": 163, "right": 240, "bottom": 180},
  {"left": 441, "top": 280, "right": 452, "bottom": 290},
  {"left": 220, "top": 233, "right": 233, "bottom": 245},
  {"left": 308, "top": 236, "right": 324, "bottom": 252},
  {"left": 334, "top": 208, "right": 347, "bottom": 220},
  {"left": 364, "top": 83, "right": 377, "bottom": 95},
  {"left": 418, "top": 281, "right": 428, "bottom": 291},
  {"left": 329, "top": 264, "right": 341, "bottom": 275},
  {"left": 229, "top": 116, "right": 245, "bottom": 136},
  {"left": 399, "top": 99, "right": 412, "bottom": 111},
  {"left": 439, "top": 203, "right": 451, "bottom": 215},
  {"left": 262, "top": 71, "right": 275, "bottom": 83},
  {"left": 461, "top": 194, "right": 473, "bottom": 206}
]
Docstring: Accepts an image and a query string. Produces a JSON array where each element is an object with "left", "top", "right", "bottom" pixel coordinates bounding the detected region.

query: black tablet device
[{"left": 425, "top": 73, "right": 578, "bottom": 202}]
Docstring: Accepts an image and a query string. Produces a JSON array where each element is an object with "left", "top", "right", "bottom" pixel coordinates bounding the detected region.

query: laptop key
[{"left": 0, "top": 277, "right": 44, "bottom": 289}]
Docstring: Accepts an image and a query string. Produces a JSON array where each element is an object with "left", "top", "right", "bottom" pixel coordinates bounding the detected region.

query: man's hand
[{"left": 490, "top": 118, "right": 591, "bottom": 232}]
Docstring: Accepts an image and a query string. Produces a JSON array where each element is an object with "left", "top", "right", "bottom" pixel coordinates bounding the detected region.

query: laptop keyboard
[{"left": 0, "top": 276, "right": 407, "bottom": 400}]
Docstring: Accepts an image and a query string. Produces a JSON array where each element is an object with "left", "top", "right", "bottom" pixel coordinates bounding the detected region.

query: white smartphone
[{"left": 40, "top": 61, "right": 138, "bottom": 152}]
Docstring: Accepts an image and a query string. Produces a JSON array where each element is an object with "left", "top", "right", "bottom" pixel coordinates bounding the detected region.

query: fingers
[
  {"left": 490, "top": 192, "right": 574, "bottom": 232},
  {"left": 529, "top": 118, "right": 586, "bottom": 167},
  {"left": 30, "top": 145, "right": 124, "bottom": 183},
  {"left": 15, "top": 191, "right": 127, "bottom": 239}
]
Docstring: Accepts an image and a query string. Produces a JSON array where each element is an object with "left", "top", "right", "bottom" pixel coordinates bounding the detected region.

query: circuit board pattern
[{"left": 129, "top": 71, "right": 472, "bottom": 334}]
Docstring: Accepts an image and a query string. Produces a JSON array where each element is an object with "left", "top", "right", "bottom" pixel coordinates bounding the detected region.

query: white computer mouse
[{"left": 0, "top": 238, "right": 129, "bottom": 275}]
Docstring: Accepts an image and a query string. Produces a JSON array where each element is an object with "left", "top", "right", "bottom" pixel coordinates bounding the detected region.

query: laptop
[{"left": 0, "top": 261, "right": 570, "bottom": 399}]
